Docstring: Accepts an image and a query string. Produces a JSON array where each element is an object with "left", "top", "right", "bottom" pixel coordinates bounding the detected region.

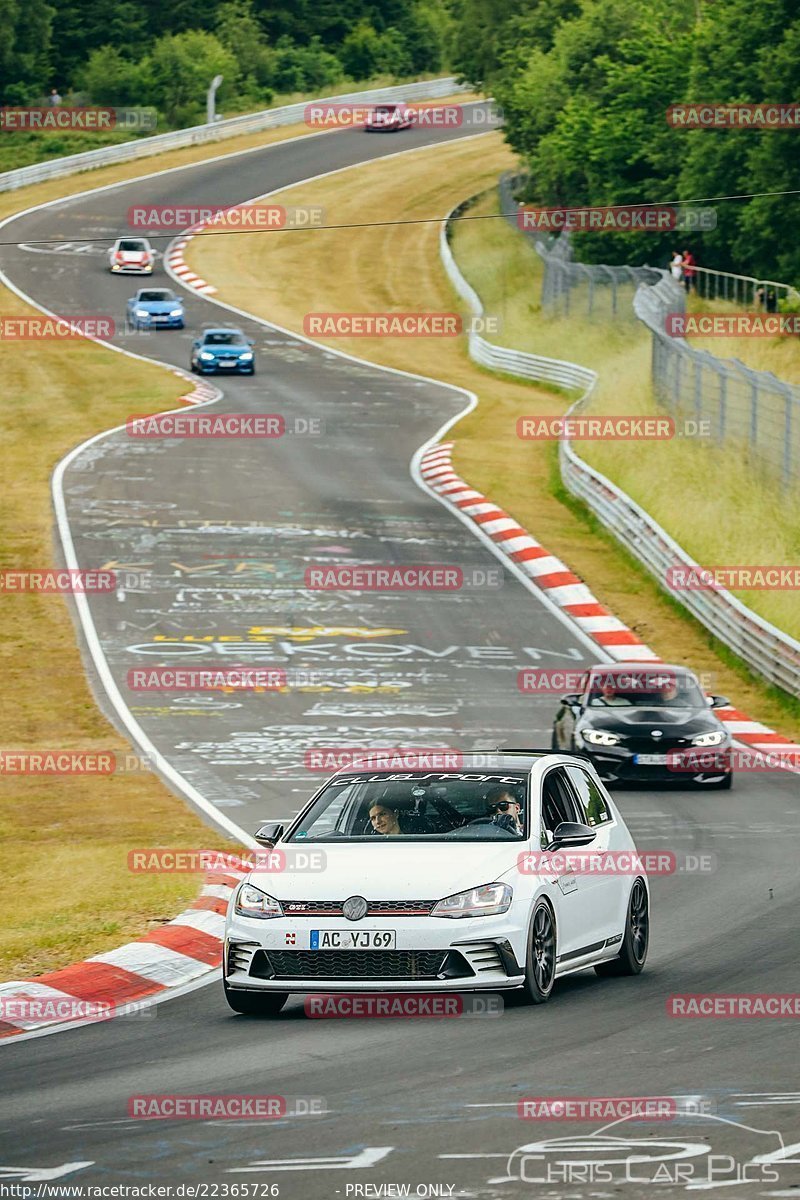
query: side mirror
[
  {"left": 560, "top": 693, "right": 581, "bottom": 708},
  {"left": 254, "top": 822, "right": 284, "bottom": 848},
  {"left": 248, "top": 338, "right": 255, "bottom": 346},
  {"left": 707, "top": 695, "right": 730, "bottom": 708},
  {"left": 552, "top": 821, "right": 596, "bottom": 847}
]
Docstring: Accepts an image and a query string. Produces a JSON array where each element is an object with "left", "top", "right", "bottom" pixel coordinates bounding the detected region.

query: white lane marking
[
  {"left": 0, "top": 1163, "right": 93, "bottom": 1181},
  {"left": 228, "top": 1147, "right": 394, "bottom": 1173}
]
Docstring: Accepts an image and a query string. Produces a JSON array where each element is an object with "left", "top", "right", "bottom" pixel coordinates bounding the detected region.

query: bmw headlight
[
  {"left": 582, "top": 729, "right": 621, "bottom": 746},
  {"left": 234, "top": 883, "right": 283, "bottom": 919},
  {"left": 691, "top": 730, "right": 727, "bottom": 747},
  {"left": 135, "top": 309, "right": 149, "bottom": 318},
  {"left": 199, "top": 351, "right": 215, "bottom": 361},
  {"left": 239, "top": 352, "right": 253, "bottom": 361},
  {"left": 432, "top": 882, "right": 512, "bottom": 918},
  {"left": 169, "top": 308, "right": 183, "bottom": 317}
]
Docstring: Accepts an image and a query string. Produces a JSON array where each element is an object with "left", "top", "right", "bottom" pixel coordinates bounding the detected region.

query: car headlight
[
  {"left": 234, "top": 883, "right": 283, "bottom": 919},
  {"left": 135, "top": 309, "right": 148, "bottom": 318},
  {"left": 199, "top": 351, "right": 215, "bottom": 360},
  {"left": 239, "top": 352, "right": 253, "bottom": 361},
  {"left": 691, "top": 730, "right": 727, "bottom": 747},
  {"left": 582, "top": 729, "right": 621, "bottom": 746},
  {"left": 169, "top": 308, "right": 183, "bottom": 317},
  {"left": 432, "top": 882, "right": 512, "bottom": 919}
]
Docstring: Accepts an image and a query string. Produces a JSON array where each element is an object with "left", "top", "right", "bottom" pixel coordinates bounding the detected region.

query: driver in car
[{"left": 484, "top": 786, "right": 524, "bottom": 835}]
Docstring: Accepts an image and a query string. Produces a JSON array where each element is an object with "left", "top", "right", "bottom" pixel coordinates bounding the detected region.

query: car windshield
[
  {"left": 138, "top": 290, "right": 174, "bottom": 302},
  {"left": 204, "top": 331, "right": 245, "bottom": 345},
  {"left": 586, "top": 670, "right": 705, "bottom": 708},
  {"left": 119, "top": 240, "right": 146, "bottom": 251},
  {"left": 287, "top": 771, "right": 529, "bottom": 842}
]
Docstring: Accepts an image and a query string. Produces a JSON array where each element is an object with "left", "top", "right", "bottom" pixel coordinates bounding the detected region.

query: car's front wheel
[
  {"left": 595, "top": 877, "right": 649, "bottom": 977},
  {"left": 518, "top": 900, "right": 557, "bottom": 1004},
  {"left": 223, "top": 982, "right": 288, "bottom": 1016}
]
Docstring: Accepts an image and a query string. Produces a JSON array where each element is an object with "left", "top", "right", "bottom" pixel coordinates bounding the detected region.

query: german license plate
[
  {"left": 310, "top": 930, "right": 396, "bottom": 950},
  {"left": 634, "top": 753, "right": 668, "bottom": 765}
]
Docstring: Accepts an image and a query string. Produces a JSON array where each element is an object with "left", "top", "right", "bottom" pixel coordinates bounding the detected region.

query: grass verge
[
  {"left": 187, "top": 132, "right": 800, "bottom": 741},
  {"left": 451, "top": 191, "right": 800, "bottom": 643}
]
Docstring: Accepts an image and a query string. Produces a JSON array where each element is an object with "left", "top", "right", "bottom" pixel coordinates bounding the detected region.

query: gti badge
[
  {"left": 343, "top": 895, "right": 368, "bottom": 921},
  {"left": 651, "top": 730, "right": 663, "bottom": 740}
]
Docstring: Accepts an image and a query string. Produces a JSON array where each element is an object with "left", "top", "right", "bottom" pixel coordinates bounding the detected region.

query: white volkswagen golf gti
[{"left": 223, "top": 751, "right": 649, "bottom": 1015}]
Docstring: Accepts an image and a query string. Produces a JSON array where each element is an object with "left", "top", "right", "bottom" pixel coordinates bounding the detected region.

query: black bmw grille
[{"left": 255, "top": 950, "right": 452, "bottom": 980}]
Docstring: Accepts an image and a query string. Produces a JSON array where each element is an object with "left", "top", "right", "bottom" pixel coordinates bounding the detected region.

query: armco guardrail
[
  {"left": 441, "top": 197, "right": 800, "bottom": 698},
  {"left": 0, "top": 78, "right": 467, "bottom": 193}
]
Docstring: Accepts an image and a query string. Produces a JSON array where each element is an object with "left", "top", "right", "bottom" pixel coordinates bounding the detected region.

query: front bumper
[
  {"left": 224, "top": 912, "right": 526, "bottom": 994},
  {"left": 583, "top": 744, "right": 733, "bottom": 785},
  {"left": 198, "top": 359, "right": 253, "bottom": 373},
  {"left": 111, "top": 264, "right": 153, "bottom": 274},
  {"left": 135, "top": 315, "right": 184, "bottom": 328}
]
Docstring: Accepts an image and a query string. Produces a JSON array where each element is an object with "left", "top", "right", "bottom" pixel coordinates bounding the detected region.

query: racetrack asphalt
[{"left": 0, "top": 108, "right": 798, "bottom": 1196}]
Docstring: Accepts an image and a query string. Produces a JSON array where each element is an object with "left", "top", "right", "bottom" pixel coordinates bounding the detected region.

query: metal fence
[
  {"left": 0, "top": 78, "right": 467, "bottom": 193},
  {"left": 441, "top": 192, "right": 800, "bottom": 698},
  {"left": 498, "top": 173, "right": 662, "bottom": 320},
  {"left": 500, "top": 172, "right": 800, "bottom": 487}
]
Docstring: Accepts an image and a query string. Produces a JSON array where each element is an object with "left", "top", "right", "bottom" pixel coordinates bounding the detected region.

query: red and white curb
[
  {"left": 174, "top": 369, "right": 219, "bottom": 406},
  {"left": 166, "top": 228, "right": 217, "bottom": 296},
  {"left": 0, "top": 864, "right": 249, "bottom": 1040},
  {"left": 418, "top": 442, "right": 800, "bottom": 764}
]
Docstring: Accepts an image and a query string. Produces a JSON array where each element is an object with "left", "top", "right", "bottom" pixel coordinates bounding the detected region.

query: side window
[
  {"left": 566, "top": 766, "right": 612, "bottom": 826},
  {"left": 540, "top": 767, "right": 583, "bottom": 845}
]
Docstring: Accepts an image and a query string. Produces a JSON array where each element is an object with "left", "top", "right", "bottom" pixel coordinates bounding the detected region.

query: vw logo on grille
[
  {"left": 342, "top": 895, "right": 368, "bottom": 921},
  {"left": 651, "top": 730, "right": 663, "bottom": 739}
]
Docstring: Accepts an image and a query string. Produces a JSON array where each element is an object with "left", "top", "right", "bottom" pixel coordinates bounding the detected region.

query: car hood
[
  {"left": 249, "top": 842, "right": 522, "bottom": 902},
  {"left": 579, "top": 706, "right": 722, "bottom": 735},
  {"left": 138, "top": 300, "right": 180, "bottom": 313}
]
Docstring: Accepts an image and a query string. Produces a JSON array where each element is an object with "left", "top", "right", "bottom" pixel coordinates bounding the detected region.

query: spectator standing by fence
[
  {"left": 682, "top": 249, "right": 696, "bottom": 293},
  {"left": 670, "top": 251, "right": 684, "bottom": 283}
]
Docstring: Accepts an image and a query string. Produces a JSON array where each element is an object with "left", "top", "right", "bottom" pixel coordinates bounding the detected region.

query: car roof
[{"left": 202, "top": 327, "right": 243, "bottom": 335}]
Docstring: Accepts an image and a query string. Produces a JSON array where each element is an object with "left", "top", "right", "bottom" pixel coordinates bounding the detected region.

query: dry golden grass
[{"left": 187, "top": 134, "right": 800, "bottom": 740}]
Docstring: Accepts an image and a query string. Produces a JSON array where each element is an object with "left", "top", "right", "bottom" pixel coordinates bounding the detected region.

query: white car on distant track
[
  {"left": 223, "top": 751, "right": 650, "bottom": 1016},
  {"left": 108, "top": 237, "right": 154, "bottom": 274}
]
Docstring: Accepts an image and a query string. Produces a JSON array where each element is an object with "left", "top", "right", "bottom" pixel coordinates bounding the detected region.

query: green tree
[
  {"left": 79, "top": 46, "right": 151, "bottom": 108},
  {"left": 147, "top": 31, "right": 238, "bottom": 126},
  {"left": 0, "top": 0, "right": 55, "bottom": 101}
]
